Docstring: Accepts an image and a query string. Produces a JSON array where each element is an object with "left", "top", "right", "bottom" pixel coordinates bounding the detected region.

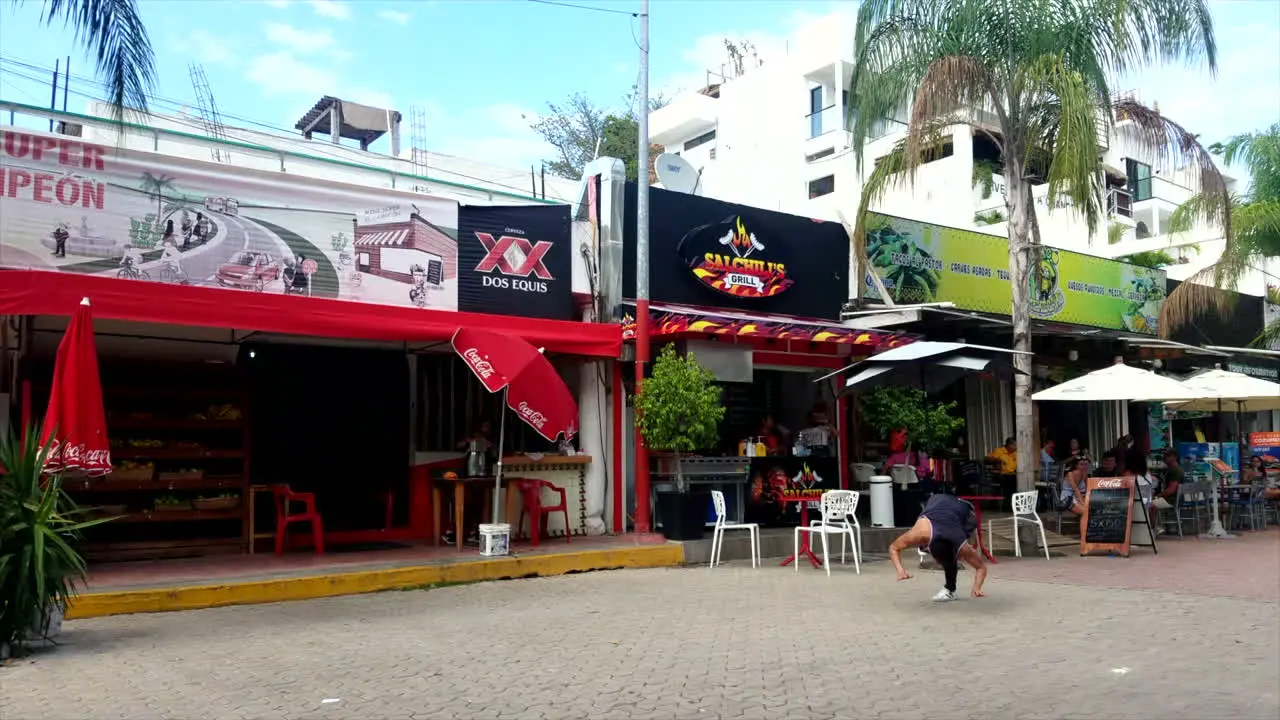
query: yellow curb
[{"left": 68, "top": 543, "right": 684, "bottom": 620}]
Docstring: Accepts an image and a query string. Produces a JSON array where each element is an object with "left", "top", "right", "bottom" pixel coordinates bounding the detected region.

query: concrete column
[
  {"left": 579, "top": 358, "right": 608, "bottom": 535},
  {"left": 329, "top": 106, "right": 340, "bottom": 145},
  {"left": 389, "top": 113, "right": 401, "bottom": 157}
]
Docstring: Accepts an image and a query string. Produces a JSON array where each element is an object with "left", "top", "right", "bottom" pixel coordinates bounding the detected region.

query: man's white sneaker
[{"left": 932, "top": 588, "right": 958, "bottom": 602}]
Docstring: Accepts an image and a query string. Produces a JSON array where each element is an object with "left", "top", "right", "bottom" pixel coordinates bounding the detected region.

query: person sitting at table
[
  {"left": 1059, "top": 456, "right": 1090, "bottom": 516},
  {"left": 1092, "top": 450, "right": 1119, "bottom": 477},
  {"left": 1039, "top": 439, "right": 1057, "bottom": 484},
  {"left": 986, "top": 437, "right": 1017, "bottom": 474},
  {"left": 1148, "top": 449, "right": 1183, "bottom": 533},
  {"left": 1067, "top": 437, "right": 1090, "bottom": 463},
  {"left": 457, "top": 418, "right": 494, "bottom": 453},
  {"left": 1244, "top": 456, "right": 1280, "bottom": 499},
  {"left": 885, "top": 436, "right": 931, "bottom": 479},
  {"left": 1122, "top": 447, "right": 1155, "bottom": 508}
]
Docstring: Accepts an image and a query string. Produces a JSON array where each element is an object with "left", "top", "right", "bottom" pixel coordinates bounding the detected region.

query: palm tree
[
  {"left": 139, "top": 171, "right": 176, "bottom": 223},
  {"left": 17, "top": 0, "right": 156, "bottom": 122},
  {"left": 1162, "top": 124, "right": 1280, "bottom": 347},
  {"left": 846, "top": 0, "right": 1228, "bottom": 491}
]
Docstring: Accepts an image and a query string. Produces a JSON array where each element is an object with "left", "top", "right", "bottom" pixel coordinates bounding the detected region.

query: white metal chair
[
  {"left": 986, "top": 490, "right": 1050, "bottom": 560},
  {"left": 851, "top": 463, "right": 876, "bottom": 490},
  {"left": 795, "top": 490, "right": 860, "bottom": 576},
  {"left": 889, "top": 464, "right": 919, "bottom": 489},
  {"left": 709, "top": 489, "right": 759, "bottom": 568},
  {"left": 809, "top": 489, "right": 863, "bottom": 564}
]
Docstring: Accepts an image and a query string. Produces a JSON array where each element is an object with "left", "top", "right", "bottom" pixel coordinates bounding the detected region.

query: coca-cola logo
[
  {"left": 47, "top": 438, "right": 112, "bottom": 468},
  {"left": 517, "top": 401, "right": 547, "bottom": 429},
  {"left": 1095, "top": 478, "right": 1125, "bottom": 489},
  {"left": 462, "top": 348, "right": 495, "bottom": 380}
]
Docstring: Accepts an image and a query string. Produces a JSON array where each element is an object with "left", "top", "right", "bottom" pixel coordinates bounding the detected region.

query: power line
[
  {"left": 527, "top": 0, "right": 638, "bottom": 17},
  {"left": 0, "top": 57, "right": 571, "bottom": 200}
]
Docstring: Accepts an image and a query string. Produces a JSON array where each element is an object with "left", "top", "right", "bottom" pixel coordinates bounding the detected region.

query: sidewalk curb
[{"left": 67, "top": 544, "right": 684, "bottom": 619}]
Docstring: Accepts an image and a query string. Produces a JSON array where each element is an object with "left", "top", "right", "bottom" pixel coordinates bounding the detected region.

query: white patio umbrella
[
  {"left": 1165, "top": 368, "right": 1280, "bottom": 413},
  {"left": 1163, "top": 367, "right": 1280, "bottom": 538},
  {"left": 1031, "top": 360, "right": 1201, "bottom": 402}
]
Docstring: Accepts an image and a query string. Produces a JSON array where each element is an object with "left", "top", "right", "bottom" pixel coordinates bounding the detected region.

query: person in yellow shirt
[{"left": 986, "top": 437, "right": 1018, "bottom": 474}]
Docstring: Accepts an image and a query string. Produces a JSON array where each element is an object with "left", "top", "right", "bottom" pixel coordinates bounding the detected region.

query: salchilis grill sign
[{"left": 677, "top": 214, "right": 793, "bottom": 299}]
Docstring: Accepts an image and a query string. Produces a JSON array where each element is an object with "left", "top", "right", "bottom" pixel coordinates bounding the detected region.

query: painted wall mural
[{"left": 1, "top": 127, "right": 461, "bottom": 312}]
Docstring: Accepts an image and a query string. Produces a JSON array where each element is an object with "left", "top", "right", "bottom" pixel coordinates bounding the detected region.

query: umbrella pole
[
  {"left": 1205, "top": 397, "right": 1233, "bottom": 539},
  {"left": 493, "top": 388, "right": 508, "bottom": 523}
]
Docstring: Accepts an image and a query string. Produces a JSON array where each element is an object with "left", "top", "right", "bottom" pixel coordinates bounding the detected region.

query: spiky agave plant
[
  {"left": 847, "top": 0, "right": 1227, "bottom": 492},
  {"left": 0, "top": 427, "right": 111, "bottom": 655}
]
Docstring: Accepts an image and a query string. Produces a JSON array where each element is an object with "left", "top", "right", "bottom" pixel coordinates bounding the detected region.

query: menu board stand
[{"left": 1080, "top": 477, "right": 1158, "bottom": 557}]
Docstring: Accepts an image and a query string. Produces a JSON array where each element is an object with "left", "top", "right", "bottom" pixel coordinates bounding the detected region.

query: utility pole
[{"left": 633, "top": 0, "right": 652, "bottom": 534}]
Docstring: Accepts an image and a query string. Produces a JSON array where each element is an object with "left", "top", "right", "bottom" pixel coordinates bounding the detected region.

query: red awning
[
  {"left": 0, "top": 269, "right": 620, "bottom": 358},
  {"left": 620, "top": 302, "right": 913, "bottom": 352}
]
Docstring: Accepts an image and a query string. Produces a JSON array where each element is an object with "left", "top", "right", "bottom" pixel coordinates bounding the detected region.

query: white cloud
[
  {"left": 308, "top": 0, "right": 350, "bottom": 20},
  {"left": 187, "top": 30, "right": 232, "bottom": 64},
  {"left": 376, "top": 10, "right": 411, "bottom": 26},
  {"left": 655, "top": 8, "right": 852, "bottom": 96},
  {"left": 264, "top": 22, "right": 336, "bottom": 55},
  {"left": 345, "top": 88, "right": 396, "bottom": 111},
  {"left": 245, "top": 51, "right": 336, "bottom": 97},
  {"left": 414, "top": 101, "right": 553, "bottom": 172},
  {"left": 1120, "top": 21, "right": 1280, "bottom": 150},
  {"left": 263, "top": 0, "right": 291, "bottom": 8}
]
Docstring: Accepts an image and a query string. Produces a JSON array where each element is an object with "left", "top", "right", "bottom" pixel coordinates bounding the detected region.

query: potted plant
[
  {"left": 634, "top": 345, "right": 725, "bottom": 540},
  {"left": 858, "top": 386, "right": 965, "bottom": 457},
  {"left": 0, "top": 427, "right": 111, "bottom": 659}
]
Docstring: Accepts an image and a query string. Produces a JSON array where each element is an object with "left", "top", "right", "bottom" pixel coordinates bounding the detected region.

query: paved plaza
[{"left": 3, "top": 530, "right": 1278, "bottom": 720}]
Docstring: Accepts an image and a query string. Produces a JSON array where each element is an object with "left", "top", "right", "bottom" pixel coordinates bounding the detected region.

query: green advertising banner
[{"left": 863, "top": 213, "right": 1167, "bottom": 335}]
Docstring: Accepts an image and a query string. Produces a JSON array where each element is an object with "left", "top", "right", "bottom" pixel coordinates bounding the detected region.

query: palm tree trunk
[{"left": 1005, "top": 163, "right": 1036, "bottom": 494}]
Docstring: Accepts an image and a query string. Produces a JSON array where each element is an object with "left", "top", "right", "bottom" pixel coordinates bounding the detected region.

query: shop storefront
[
  {"left": 0, "top": 127, "right": 621, "bottom": 561},
  {"left": 616, "top": 185, "right": 910, "bottom": 532},
  {"left": 856, "top": 212, "right": 1171, "bottom": 472}
]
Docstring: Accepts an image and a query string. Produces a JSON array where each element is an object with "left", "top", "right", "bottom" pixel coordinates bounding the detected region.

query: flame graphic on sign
[{"left": 731, "top": 217, "right": 754, "bottom": 255}]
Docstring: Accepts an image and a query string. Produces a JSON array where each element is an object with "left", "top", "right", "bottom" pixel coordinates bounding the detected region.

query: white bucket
[{"left": 479, "top": 523, "right": 511, "bottom": 557}]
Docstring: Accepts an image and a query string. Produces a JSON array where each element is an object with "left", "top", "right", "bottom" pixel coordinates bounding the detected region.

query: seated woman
[{"left": 1059, "top": 456, "right": 1090, "bottom": 515}]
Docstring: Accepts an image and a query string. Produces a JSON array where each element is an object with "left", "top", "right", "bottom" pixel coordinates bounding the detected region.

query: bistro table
[
  {"left": 431, "top": 476, "right": 522, "bottom": 551},
  {"left": 779, "top": 491, "right": 825, "bottom": 569},
  {"left": 958, "top": 494, "right": 1004, "bottom": 563}
]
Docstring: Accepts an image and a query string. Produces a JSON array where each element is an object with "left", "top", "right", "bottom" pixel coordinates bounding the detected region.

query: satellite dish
[{"left": 654, "top": 153, "right": 699, "bottom": 194}]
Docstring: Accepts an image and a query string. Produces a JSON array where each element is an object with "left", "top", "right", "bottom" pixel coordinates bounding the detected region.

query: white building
[
  {"left": 649, "top": 14, "right": 1275, "bottom": 298},
  {"left": 12, "top": 99, "right": 580, "bottom": 206}
]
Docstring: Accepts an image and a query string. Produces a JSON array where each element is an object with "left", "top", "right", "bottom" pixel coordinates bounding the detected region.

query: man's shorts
[{"left": 1152, "top": 497, "right": 1174, "bottom": 510}]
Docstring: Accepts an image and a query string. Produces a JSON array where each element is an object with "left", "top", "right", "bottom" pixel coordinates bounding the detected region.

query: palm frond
[
  {"left": 38, "top": 0, "right": 157, "bottom": 125},
  {"left": 1253, "top": 315, "right": 1280, "bottom": 350},
  {"left": 1113, "top": 99, "right": 1229, "bottom": 229},
  {"left": 1159, "top": 263, "right": 1233, "bottom": 335}
]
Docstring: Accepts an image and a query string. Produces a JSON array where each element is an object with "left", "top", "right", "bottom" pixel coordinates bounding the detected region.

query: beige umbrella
[
  {"left": 1164, "top": 368, "right": 1280, "bottom": 413},
  {"left": 1163, "top": 367, "right": 1279, "bottom": 539},
  {"left": 1031, "top": 360, "right": 1200, "bottom": 402}
]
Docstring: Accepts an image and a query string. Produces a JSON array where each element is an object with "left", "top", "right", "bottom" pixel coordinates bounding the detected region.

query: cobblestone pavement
[{"left": 3, "top": 541, "right": 1278, "bottom": 720}]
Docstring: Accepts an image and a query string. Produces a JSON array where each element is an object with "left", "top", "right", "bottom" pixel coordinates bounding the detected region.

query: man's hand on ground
[{"left": 897, "top": 568, "right": 913, "bottom": 581}]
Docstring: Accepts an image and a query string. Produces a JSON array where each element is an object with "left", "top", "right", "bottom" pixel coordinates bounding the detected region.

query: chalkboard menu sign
[{"left": 1081, "top": 477, "right": 1136, "bottom": 557}]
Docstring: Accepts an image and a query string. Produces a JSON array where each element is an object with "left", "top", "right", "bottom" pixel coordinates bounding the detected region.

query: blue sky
[{"left": 1, "top": 0, "right": 1277, "bottom": 174}]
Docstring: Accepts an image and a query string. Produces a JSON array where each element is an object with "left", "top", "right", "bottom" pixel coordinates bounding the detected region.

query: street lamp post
[{"left": 633, "top": 0, "right": 653, "bottom": 533}]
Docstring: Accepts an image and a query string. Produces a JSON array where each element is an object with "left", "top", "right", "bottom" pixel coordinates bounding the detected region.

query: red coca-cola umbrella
[
  {"left": 451, "top": 327, "right": 578, "bottom": 520},
  {"left": 39, "top": 298, "right": 112, "bottom": 476}
]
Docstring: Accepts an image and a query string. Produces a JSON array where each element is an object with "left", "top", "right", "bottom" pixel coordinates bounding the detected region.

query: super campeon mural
[{"left": 0, "top": 128, "right": 573, "bottom": 319}]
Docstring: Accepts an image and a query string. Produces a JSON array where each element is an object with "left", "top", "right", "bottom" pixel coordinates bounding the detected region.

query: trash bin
[
  {"left": 656, "top": 489, "right": 710, "bottom": 540},
  {"left": 870, "top": 475, "right": 894, "bottom": 528}
]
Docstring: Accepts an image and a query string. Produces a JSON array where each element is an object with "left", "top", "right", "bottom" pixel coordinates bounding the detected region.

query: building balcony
[
  {"left": 650, "top": 93, "right": 719, "bottom": 147},
  {"left": 804, "top": 105, "right": 851, "bottom": 158}
]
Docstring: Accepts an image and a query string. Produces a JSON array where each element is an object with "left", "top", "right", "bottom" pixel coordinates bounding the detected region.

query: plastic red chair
[
  {"left": 514, "top": 478, "right": 571, "bottom": 546},
  {"left": 271, "top": 484, "right": 325, "bottom": 555}
]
